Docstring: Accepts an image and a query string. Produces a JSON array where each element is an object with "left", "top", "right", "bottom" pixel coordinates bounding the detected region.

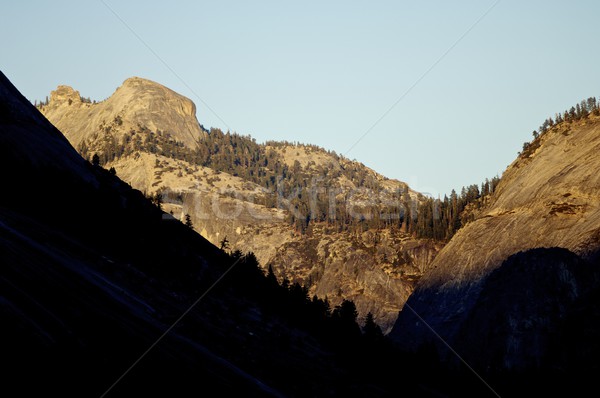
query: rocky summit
[{"left": 41, "top": 77, "right": 205, "bottom": 150}]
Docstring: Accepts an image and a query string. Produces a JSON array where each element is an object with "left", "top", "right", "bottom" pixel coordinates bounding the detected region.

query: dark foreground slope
[
  {"left": 1, "top": 71, "right": 424, "bottom": 397},
  {"left": 0, "top": 70, "right": 284, "bottom": 396},
  {"left": 453, "top": 248, "right": 600, "bottom": 371},
  {"left": 6, "top": 70, "right": 482, "bottom": 397}
]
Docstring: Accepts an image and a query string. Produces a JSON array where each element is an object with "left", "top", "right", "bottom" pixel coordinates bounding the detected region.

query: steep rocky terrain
[
  {"left": 267, "top": 227, "right": 441, "bottom": 331},
  {"left": 391, "top": 113, "right": 600, "bottom": 356},
  {"left": 41, "top": 79, "right": 441, "bottom": 331}
]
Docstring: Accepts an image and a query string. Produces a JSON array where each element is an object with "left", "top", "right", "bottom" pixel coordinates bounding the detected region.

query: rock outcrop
[
  {"left": 267, "top": 228, "right": 442, "bottom": 332},
  {"left": 41, "top": 77, "right": 205, "bottom": 150}
]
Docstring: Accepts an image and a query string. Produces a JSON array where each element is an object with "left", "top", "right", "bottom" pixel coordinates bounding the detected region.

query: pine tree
[
  {"left": 334, "top": 300, "right": 358, "bottom": 324},
  {"left": 266, "top": 265, "right": 278, "bottom": 286},
  {"left": 363, "top": 312, "right": 383, "bottom": 341},
  {"left": 92, "top": 153, "right": 100, "bottom": 167},
  {"left": 152, "top": 191, "right": 163, "bottom": 210},
  {"left": 555, "top": 112, "right": 563, "bottom": 124},
  {"left": 184, "top": 214, "right": 193, "bottom": 229}
]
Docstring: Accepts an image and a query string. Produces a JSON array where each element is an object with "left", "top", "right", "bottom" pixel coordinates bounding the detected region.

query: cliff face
[
  {"left": 40, "top": 77, "right": 205, "bottom": 150},
  {"left": 390, "top": 115, "right": 600, "bottom": 352},
  {"left": 267, "top": 228, "right": 442, "bottom": 333}
]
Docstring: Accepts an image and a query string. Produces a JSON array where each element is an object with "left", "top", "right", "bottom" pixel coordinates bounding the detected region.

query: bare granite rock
[{"left": 42, "top": 77, "right": 205, "bottom": 150}]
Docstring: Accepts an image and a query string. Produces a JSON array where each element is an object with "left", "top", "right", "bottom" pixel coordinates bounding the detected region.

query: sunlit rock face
[{"left": 391, "top": 116, "right": 600, "bottom": 356}]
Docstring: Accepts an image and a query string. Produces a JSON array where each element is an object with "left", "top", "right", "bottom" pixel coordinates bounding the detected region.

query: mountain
[
  {"left": 40, "top": 78, "right": 442, "bottom": 332},
  {"left": 2, "top": 70, "right": 424, "bottom": 396},
  {"left": 390, "top": 110, "right": 600, "bottom": 372},
  {"left": 8, "top": 68, "right": 600, "bottom": 395}
]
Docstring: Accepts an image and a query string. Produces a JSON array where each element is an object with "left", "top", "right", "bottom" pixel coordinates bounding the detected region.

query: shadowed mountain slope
[{"left": 2, "top": 71, "right": 413, "bottom": 396}]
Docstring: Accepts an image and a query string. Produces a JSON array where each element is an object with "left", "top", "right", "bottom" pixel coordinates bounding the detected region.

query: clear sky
[{"left": 3, "top": 0, "right": 600, "bottom": 196}]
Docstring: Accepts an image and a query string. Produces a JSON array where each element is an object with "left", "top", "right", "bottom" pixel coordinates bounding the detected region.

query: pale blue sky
[{"left": 3, "top": 1, "right": 600, "bottom": 196}]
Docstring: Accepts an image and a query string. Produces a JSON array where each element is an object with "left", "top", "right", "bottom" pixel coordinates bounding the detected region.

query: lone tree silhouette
[
  {"left": 184, "top": 214, "right": 193, "bottom": 229},
  {"left": 363, "top": 312, "right": 383, "bottom": 341},
  {"left": 152, "top": 191, "right": 163, "bottom": 210}
]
